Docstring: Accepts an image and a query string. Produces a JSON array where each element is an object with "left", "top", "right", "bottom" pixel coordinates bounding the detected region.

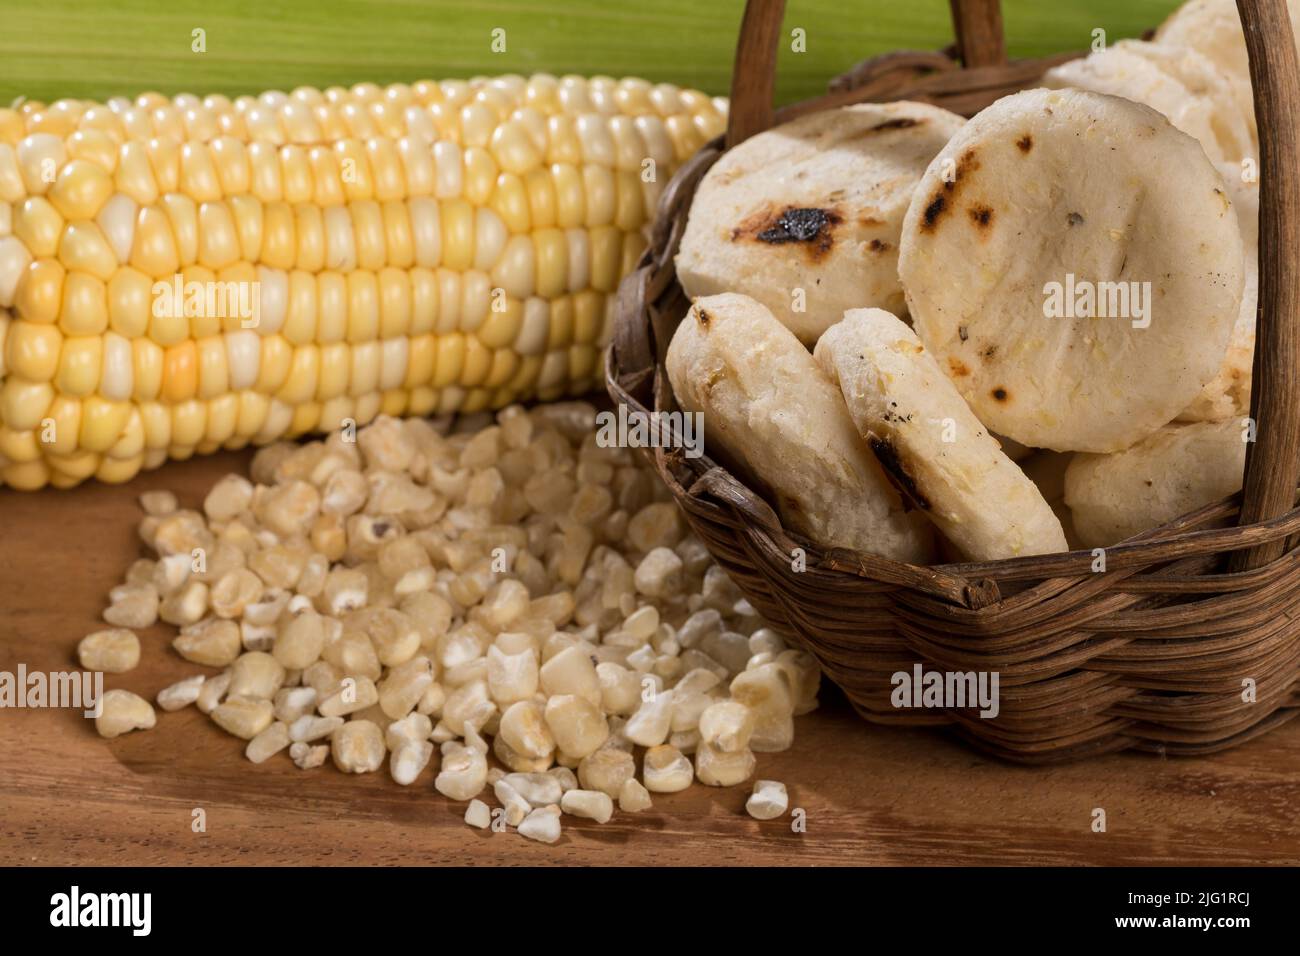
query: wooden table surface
[{"left": 2, "top": 450, "right": 1298, "bottom": 867}]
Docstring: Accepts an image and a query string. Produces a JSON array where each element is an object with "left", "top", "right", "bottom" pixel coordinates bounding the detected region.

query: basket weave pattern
[{"left": 607, "top": 0, "right": 1300, "bottom": 762}]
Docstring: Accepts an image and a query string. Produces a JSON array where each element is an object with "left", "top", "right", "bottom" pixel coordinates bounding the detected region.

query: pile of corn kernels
[{"left": 81, "top": 402, "right": 818, "bottom": 840}]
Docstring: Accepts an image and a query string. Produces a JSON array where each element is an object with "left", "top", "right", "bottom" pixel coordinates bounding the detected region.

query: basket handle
[
  {"left": 725, "top": 0, "right": 1006, "bottom": 147},
  {"left": 1231, "top": 0, "right": 1300, "bottom": 571}
]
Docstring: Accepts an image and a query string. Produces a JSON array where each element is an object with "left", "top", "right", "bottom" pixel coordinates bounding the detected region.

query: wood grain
[
  {"left": 948, "top": 0, "right": 1006, "bottom": 67},
  {"left": 1, "top": 452, "right": 1298, "bottom": 865}
]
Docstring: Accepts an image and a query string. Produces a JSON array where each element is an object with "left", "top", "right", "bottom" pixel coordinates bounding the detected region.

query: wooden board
[{"left": 1, "top": 450, "right": 1298, "bottom": 866}]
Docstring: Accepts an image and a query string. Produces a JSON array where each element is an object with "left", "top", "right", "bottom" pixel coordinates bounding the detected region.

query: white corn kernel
[
  {"left": 577, "top": 747, "right": 634, "bottom": 798},
  {"left": 643, "top": 744, "right": 693, "bottom": 793},
  {"left": 246, "top": 721, "right": 291, "bottom": 763},
  {"left": 623, "top": 688, "right": 673, "bottom": 747},
  {"left": 196, "top": 669, "right": 231, "bottom": 713},
  {"left": 698, "top": 700, "right": 754, "bottom": 753},
  {"left": 501, "top": 771, "right": 563, "bottom": 807},
  {"left": 77, "top": 628, "right": 141, "bottom": 673},
  {"left": 544, "top": 693, "right": 608, "bottom": 758},
  {"left": 289, "top": 713, "right": 344, "bottom": 742},
  {"left": 494, "top": 779, "right": 531, "bottom": 826},
  {"left": 695, "top": 741, "right": 756, "bottom": 787},
  {"left": 435, "top": 742, "right": 488, "bottom": 800},
  {"left": 95, "top": 689, "right": 156, "bottom": 738},
  {"left": 618, "top": 777, "right": 653, "bottom": 813},
  {"left": 517, "top": 805, "right": 562, "bottom": 843},
  {"left": 497, "top": 699, "right": 554, "bottom": 759},
  {"left": 211, "top": 695, "right": 274, "bottom": 739},
  {"left": 290, "top": 741, "right": 329, "bottom": 769},
  {"left": 560, "top": 788, "right": 613, "bottom": 823},
  {"left": 465, "top": 798, "right": 492, "bottom": 829},
  {"left": 273, "top": 685, "right": 317, "bottom": 722},
  {"left": 156, "top": 674, "right": 205, "bottom": 711},
  {"left": 331, "top": 719, "right": 385, "bottom": 773},
  {"left": 746, "top": 779, "right": 789, "bottom": 820},
  {"left": 391, "top": 741, "right": 434, "bottom": 785}
]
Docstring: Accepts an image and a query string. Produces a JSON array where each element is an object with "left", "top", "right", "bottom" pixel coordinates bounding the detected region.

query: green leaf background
[{"left": 1, "top": 0, "right": 1179, "bottom": 107}]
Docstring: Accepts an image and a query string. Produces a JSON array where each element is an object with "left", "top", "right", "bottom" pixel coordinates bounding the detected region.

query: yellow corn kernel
[
  {"left": 379, "top": 388, "right": 407, "bottom": 417},
  {"left": 196, "top": 335, "right": 229, "bottom": 399},
  {"left": 204, "top": 392, "right": 240, "bottom": 446},
  {"left": 295, "top": 204, "right": 326, "bottom": 272},
  {"left": 233, "top": 390, "right": 270, "bottom": 439},
  {"left": 460, "top": 334, "right": 491, "bottom": 387},
  {"left": 95, "top": 194, "right": 137, "bottom": 265},
  {"left": 510, "top": 353, "right": 543, "bottom": 392},
  {"left": 16, "top": 258, "right": 66, "bottom": 323},
  {"left": 260, "top": 201, "right": 297, "bottom": 270},
  {"left": 49, "top": 449, "right": 102, "bottom": 483},
  {"left": 114, "top": 141, "right": 159, "bottom": 205},
  {"left": 58, "top": 220, "right": 118, "bottom": 280},
  {"left": 131, "top": 337, "right": 164, "bottom": 401},
  {"left": 100, "top": 331, "right": 133, "bottom": 400},
  {"left": 256, "top": 334, "right": 293, "bottom": 393},
  {"left": 130, "top": 205, "right": 180, "bottom": 277},
  {"left": 403, "top": 333, "right": 436, "bottom": 389},
  {"left": 67, "top": 129, "right": 122, "bottom": 173},
  {"left": 409, "top": 197, "right": 440, "bottom": 269},
  {"left": 572, "top": 290, "right": 605, "bottom": 344},
  {"left": 409, "top": 266, "right": 438, "bottom": 335},
  {"left": 229, "top": 194, "right": 264, "bottom": 262},
  {"left": 551, "top": 164, "right": 585, "bottom": 228},
  {"left": 492, "top": 235, "right": 535, "bottom": 300},
  {"left": 276, "top": 344, "right": 319, "bottom": 404},
  {"left": 582, "top": 166, "right": 615, "bottom": 228},
  {"left": 323, "top": 204, "right": 357, "bottom": 271},
  {"left": 546, "top": 115, "right": 583, "bottom": 166},
  {"left": 0, "top": 424, "right": 41, "bottom": 462},
  {"left": 463, "top": 146, "right": 498, "bottom": 207},
  {"left": 316, "top": 271, "right": 347, "bottom": 342},
  {"left": 78, "top": 395, "right": 130, "bottom": 452},
  {"left": 248, "top": 141, "right": 283, "bottom": 202},
  {"left": 146, "top": 291, "right": 187, "bottom": 347},
  {"left": 407, "top": 385, "right": 437, "bottom": 416},
  {"left": 17, "top": 133, "right": 67, "bottom": 195},
  {"left": 435, "top": 268, "right": 461, "bottom": 333},
  {"left": 179, "top": 141, "right": 222, "bottom": 202},
  {"left": 49, "top": 159, "right": 114, "bottom": 221},
  {"left": 459, "top": 269, "right": 491, "bottom": 333},
  {"left": 381, "top": 200, "right": 414, "bottom": 269},
  {"left": 433, "top": 141, "right": 463, "bottom": 198},
  {"left": 282, "top": 100, "right": 323, "bottom": 145},
  {"left": 345, "top": 269, "right": 379, "bottom": 342},
  {"left": 225, "top": 328, "right": 261, "bottom": 390},
  {"left": 193, "top": 200, "right": 239, "bottom": 270},
  {"left": 0, "top": 145, "right": 25, "bottom": 202},
  {"left": 210, "top": 136, "right": 251, "bottom": 195},
  {"left": 281, "top": 270, "right": 319, "bottom": 345},
  {"left": 3, "top": 458, "right": 52, "bottom": 490},
  {"left": 104, "top": 406, "right": 143, "bottom": 459},
  {"left": 5, "top": 319, "right": 62, "bottom": 381},
  {"left": 397, "top": 136, "right": 435, "bottom": 196},
  {"left": 14, "top": 197, "right": 64, "bottom": 258},
  {"left": 379, "top": 336, "right": 408, "bottom": 390},
  {"left": 170, "top": 398, "right": 207, "bottom": 447},
  {"left": 335, "top": 139, "right": 373, "bottom": 201},
  {"left": 309, "top": 146, "right": 346, "bottom": 207},
  {"left": 280, "top": 145, "right": 315, "bottom": 204},
  {"left": 349, "top": 200, "right": 386, "bottom": 271},
  {"left": 139, "top": 400, "right": 171, "bottom": 449},
  {"left": 349, "top": 340, "right": 380, "bottom": 396},
  {"left": 440, "top": 198, "right": 474, "bottom": 272},
  {"left": 58, "top": 271, "right": 108, "bottom": 335},
  {"left": 96, "top": 454, "right": 143, "bottom": 484},
  {"left": 161, "top": 339, "right": 198, "bottom": 403},
  {"left": 287, "top": 399, "right": 322, "bottom": 437},
  {"left": 317, "top": 341, "right": 350, "bottom": 399},
  {"left": 145, "top": 137, "right": 181, "bottom": 193},
  {"left": 614, "top": 170, "right": 644, "bottom": 232},
  {"left": 473, "top": 207, "right": 507, "bottom": 272},
  {"left": 533, "top": 228, "right": 567, "bottom": 299},
  {"left": 367, "top": 138, "right": 405, "bottom": 202},
  {"left": 477, "top": 296, "right": 523, "bottom": 350},
  {"left": 432, "top": 331, "right": 464, "bottom": 387},
  {"left": 378, "top": 268, "right": 412, "bottom": 338},
  {"left": 518, "top": 297, "right": 551, "bottom": 355},
  {"left": 565, "top": 228, "right": 589, "bottom": 292}
]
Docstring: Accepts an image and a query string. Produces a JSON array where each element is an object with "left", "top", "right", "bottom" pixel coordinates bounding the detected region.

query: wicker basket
[{"left": 607, "top": 0, "right": 1300, "bottom": 763}]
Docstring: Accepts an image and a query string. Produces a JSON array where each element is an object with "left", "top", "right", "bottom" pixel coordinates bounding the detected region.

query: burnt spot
[
  {"left": 981, "top": 344, "right": 997, "bottom": 360},
  {"left": 991, "top": 387, "right": 1008, "bottom": 403},
  {"left": 1016, "top": 134, "right": 1033, "bottom": 153},
  {"left": 947, "top": 357, "right": 970, "bottom": 377},
  {"left": 866, "top": 117, "right": 922, "bottom": 133},
  {"left": 968, "top": 204, "right": 993, "bottom": 229},
  {"left": 731, "top": 204, "right": 843, "bottom": 260},
  {"left": 869, "top": 436, "right": 930, "bottom": 512},
  {"left": 958, "top": 325, "right": 969, "bottom": 342},
  {"left": 1067, "top": 211, "right": 1084, "bottom": 227},
  {"left": 868, "top": 238, "right": 891, "bottom": 253},
  {"left": 696, "top": 307, "right": 711, "bottom": 328},
  {"left": 918, "top": 148, "right": 981, "bottom": 233}
]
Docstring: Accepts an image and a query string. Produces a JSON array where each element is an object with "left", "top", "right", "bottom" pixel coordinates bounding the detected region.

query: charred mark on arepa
[
  {"left": 919, "top": 148, "right": 981, "bottom": 233},
  {"left": 696, "top": 307, "right": 712, "bottom": 328},
  {"left": 1016, "top": 134, "right": 1033, "bottom": 153},
  {"left": 869, "top": 436, "right": 930, "bottom": 512},
  {"left": 868, "top": 238, "right": 891, "bottom": 252},
  {"left": 732, "top": 204, "right": 843, "bottom": 259},
  {"left": 947, "top": 357, "right": 970, "bottom": 377},
  {"left": 865, "top": 117, "right": 923, "bottom": 133},
  {"left": 991, "top": 387, "right": 1008, "bottom": 402},
  {"left": 968, "top": 204, "right": 993, "bottom": 229}
]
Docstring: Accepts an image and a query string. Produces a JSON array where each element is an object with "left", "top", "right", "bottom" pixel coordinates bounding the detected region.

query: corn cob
[{"left": 0, "top": 75, "right": 728, "bottom": 489}]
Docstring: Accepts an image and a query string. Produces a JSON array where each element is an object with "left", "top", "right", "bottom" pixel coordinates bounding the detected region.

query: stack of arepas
[{"left": 666, "top": 0, "right": 1268, "bottom": 562}]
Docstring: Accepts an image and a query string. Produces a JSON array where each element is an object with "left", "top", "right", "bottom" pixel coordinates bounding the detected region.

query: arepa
[
  {"left": 815, "top": 308, "right": 1066, "bottom": 561},
  {"left": 675, "top": 102, "right": 964, "bottom": 344},
  {"left": 665, "top": 294, "right": 933, "bottom": 562},
  {"left": 898, "top": 88, "right": 1245, "bottom": 453},
  {"left": 1064, "top": 419, "right": 1248, "bottom": 547}
]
